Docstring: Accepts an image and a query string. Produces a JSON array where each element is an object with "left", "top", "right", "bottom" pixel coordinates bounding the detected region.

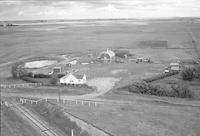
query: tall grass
[{"left": 24, "top": 102, "right": 89, "bottom": 136}]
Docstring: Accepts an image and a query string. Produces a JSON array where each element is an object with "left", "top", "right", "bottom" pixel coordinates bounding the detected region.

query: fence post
[{"left": 94, "top": 102, "right": 97, "bottom": 107}]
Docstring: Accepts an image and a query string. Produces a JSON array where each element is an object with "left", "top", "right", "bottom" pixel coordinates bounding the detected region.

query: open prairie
[{"left": 0, "top": 19, "right": 199, "bottom": 65}]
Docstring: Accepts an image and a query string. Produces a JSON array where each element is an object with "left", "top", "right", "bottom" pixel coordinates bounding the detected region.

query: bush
[
  {"left": 194, "top": 65, "right": 200, "bottom": 79},
  {"left": 128, "top": 82, "right": 165, "bottom": 96},
  {"left": 181, "top": 67, "right": 195, "bottom": 80},
  {"left": 11, "top": 62, "right": 30, "bottom": 78},
  {"left": 21, "top": 76, "right": 42, "bottom": 83},
  {"left": 123, "top": 82, "right": 193, "bottom": 98},
  {"left": 143, "top": 71, "right": 178, "bottom": 83},
  {"left": 170, "top": 84, "right": 193, "bottom": 98},
  {"left": 50, "top": 74, "right": 59, "bottom": 85},
  {"left": 32, "top": 73, "right": 51, "bottom": 78}
]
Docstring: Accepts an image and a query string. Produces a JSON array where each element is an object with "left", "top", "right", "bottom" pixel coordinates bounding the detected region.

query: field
[
  {"left": 61, "top": 98, "right": 200, "bottom": 136},
  {"left": 1, "top": 102, "right": 41, "bottom": 136},
  {"left": 1, "top": 18, "right": 200, "bottom": 136}
]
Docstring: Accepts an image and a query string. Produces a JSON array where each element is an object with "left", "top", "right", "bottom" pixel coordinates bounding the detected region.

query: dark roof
[
  {"left": 74, "top": 74, "right": 84, "bottom": 79},
  {"left": 100, "top": 53, "right": 111, "bottom": 59}
]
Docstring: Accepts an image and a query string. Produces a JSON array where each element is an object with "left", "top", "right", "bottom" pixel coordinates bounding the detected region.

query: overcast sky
[{"left": 0, "top": 0, "right": 200, "bottom": 20}]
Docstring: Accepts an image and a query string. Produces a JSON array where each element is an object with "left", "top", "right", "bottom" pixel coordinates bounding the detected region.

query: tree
[
  {"left": 50, "top": 74, "right": 58, "bottom": 85},
  {"left": 11, "top": 62, "right": 20, "bottom": 78},
  {"left": 181, "top": 67, "right": 195, "bottom": 80},
  {"left": 171, "top": 84, "right": 193, "bottom": 98},
  {"left": 194, "top": 65, "right": 200, "bottom": 79}
]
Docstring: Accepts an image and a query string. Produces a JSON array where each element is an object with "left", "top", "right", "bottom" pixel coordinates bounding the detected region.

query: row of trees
[{"left": 11, "top": 62, "right": 60, "bottom": 85}]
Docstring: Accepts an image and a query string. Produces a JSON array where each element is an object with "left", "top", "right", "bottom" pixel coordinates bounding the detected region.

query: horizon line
[{"left": 1, "top": 16, "right": 200, "bottom": 22}]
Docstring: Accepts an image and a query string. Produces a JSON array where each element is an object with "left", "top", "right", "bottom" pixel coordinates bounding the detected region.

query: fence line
[
  {"left": 19, "top": 97, "right": 104, "bottom": 107},
  {"left": 0, "top": 83, "right": 42, "bottom": 89}
]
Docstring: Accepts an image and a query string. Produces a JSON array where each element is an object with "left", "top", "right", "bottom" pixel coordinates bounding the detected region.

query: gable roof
[
  {"left": 74, "top": 74, "right": 84, "bottom": 79},
  {"left": 170, "top": 63, "right": 179, "bottom": 66},
  {"left": 60, "top": 73, "right": 85, "bottom": 80},
  {"left": 106, "top": 48, "right": 115, "bottom": 57},
  {"left": 100, "top": 48, "right": 115, "bottom": 58}
]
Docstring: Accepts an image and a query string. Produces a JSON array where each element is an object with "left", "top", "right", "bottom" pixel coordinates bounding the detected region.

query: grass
[
  {"left": 1, "top": 104, "right": 41, "bottom": 136},
  {"left": 59, "top": 98, "right": 200, "bottom": 136},
  {"left": 24, "top": 102, "right": 89, "bottom": 136},
  {"left": 3, "top": 85, "right": 93, "bottom": 96}
]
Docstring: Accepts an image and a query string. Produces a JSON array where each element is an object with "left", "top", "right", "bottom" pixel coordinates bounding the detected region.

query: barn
[{"left": 59, "top": 73, "right": 87, "bottom": 85}]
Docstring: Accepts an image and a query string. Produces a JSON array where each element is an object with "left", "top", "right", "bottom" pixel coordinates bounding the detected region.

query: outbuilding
[{"left": 170, "top": 62, "right": 180, "bottom": 71}]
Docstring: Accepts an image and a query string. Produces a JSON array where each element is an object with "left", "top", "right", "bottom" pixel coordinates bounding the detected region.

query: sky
[{"left": 0, "top": 0, "right": 200, "bottom": 20}]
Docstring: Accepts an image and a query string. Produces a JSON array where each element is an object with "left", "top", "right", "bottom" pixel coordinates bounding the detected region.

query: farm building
[
  {"left": 48, "top": 67, "right": 62, "bottom": 75},
  {"left": 99, "top": 48, "right": 115, "bottom": 61},
  {"left": 59, "top": 73, "right": 87, "bottom": 85},
  {"left": 165, "top": 62, "right": 181, "bottom": 73},
  {"left": 53, "top": 67, "right": 62, "bottom": 73},
  {"left": 170, "top": 63, "right": 180, "bottom": 71}
]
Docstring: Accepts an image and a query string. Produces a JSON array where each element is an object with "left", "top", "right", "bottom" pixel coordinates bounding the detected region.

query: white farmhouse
[
  {"left": 99, "top": 48, "right": 115, "bottom": 61},
  {"left": 59, "top": 73, "right": 87, "bottom": 85}
]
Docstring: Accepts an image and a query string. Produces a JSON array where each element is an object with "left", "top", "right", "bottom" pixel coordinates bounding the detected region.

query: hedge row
[
  {"left": 21, "top": 76, "right": 43, "bottom": 83},
  {"left": 143, "top": 71, "right": 179, "bottom": 83},
  {"left": 121, "top": 82, "right": 193, "bottom": 98},
  {"left": 118, "top": 82, "right": 193, "bottom": 98},
  {"left": 11, "top": 62, "right": 66, "bottom": 85}
]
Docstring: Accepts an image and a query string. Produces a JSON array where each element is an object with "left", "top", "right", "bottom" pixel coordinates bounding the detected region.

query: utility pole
[
  {"left": 58, "top": 87, "right": 61, "bottom": 104},
  {"left": 71, "top": 129, "right": 74, "bottom": 136}
]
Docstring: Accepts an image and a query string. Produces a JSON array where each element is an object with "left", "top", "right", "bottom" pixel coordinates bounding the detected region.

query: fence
[
  {"left": 0, "top": 83, "right": 42, "bottom": 89},
  {"left": 19, "top": 97, "right": 105, "bottom": 108}
]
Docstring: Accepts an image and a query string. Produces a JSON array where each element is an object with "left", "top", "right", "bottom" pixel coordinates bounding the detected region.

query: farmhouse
[
  {"left": 59, "top": 73, "right": 87, "bottom": 85},
  {"left": 99, "top": 48, "right": 115, "bottom": 61}
]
